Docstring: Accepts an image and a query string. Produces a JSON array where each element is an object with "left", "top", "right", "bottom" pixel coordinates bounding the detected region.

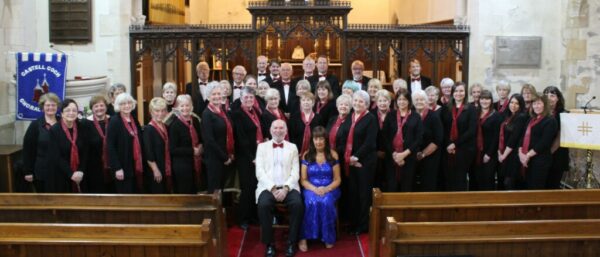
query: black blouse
[
  {"left": 478, "top": 111, "right": 502, "bottom": 157},
  {"left": 169, "top": 116, "right": 202, "bottom": 160},
  {"left": 346, "top": 112, "right": 378, "bottom": 160},
  {"left": 49, "top": 120, "right": 89, "bottom": 178},
  {"left": 500, "top": 113, "right": 528, "bottom": 150},
  {"left": 314, "top": 100, "right": 338, "bottom": 127},
  {"left": 288, "top": 111, "right": 323, "bottom": 152},
  {"left": 143, "top": 124, "right": 167, "bottom": 176},
  {"left": 232, "top": 108, "right": 263, "bottom": 159},
  {"left": 442, "top": 104, "right": 478, "bottom": 151},
  {"left": 382, "top": 110, "right": 423, "bottom": 156},
  {"left": 201, "top": 108, "right": 232, "bottom": 163},
  {"left": 420, "top": 110, "right": 444, "bottom": 151},
  {"left": 519, "top": 116, "right": 558, "bottom": 156},
  {"left": 107, "top": 115, "right": 143, "bottom": 178},
  {"left": 22, "top": 116, "right": 59, "bottom": 180}
]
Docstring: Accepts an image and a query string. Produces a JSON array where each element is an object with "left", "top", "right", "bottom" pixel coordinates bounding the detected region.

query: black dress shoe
[
  {"left": 265, "top": 244, "right": 276, "bottom": 257},
  {"left": 285, "top": 243, "right": 296, "bottom": 257}
]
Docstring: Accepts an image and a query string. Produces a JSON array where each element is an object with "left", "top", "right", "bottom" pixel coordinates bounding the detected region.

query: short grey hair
[
  {"left": 470, "top": 82, "right": 484, "bottom": 94},
  {"left": 205, "top": 81, "right": 222, "bottom": 98},
  {"left": 425, "top": 85, "right": 440, "bottom": 96},
  {"left": 296, "top": 79, "right": 311, "bottom": 92},
  {"left": 240, "top": 86, "right": 256, "bottom": 97},
  {"left": 496, "top": 80, "right": 511, "bottom": 92},
  {"left": 353, "top": 90, "right": 370, "bottom": 106},
  {"left": 375, "top": 89, "right": 392, "bottom": 102},
  {"left": 113, "top": 93, "right": 137, "bottom": 112},
  {"left": 265, "top": 88, "right": 280, "bottom": 101},
  {"left": 108, "top": 83, "right": 127, "bottom": 98},
  {"left": 336, "top": 94, "right": 353, "bottom": 107},
  {"left": 440, "top": 77, "right": 455, "bottom": 88},
  {"left": 162, "top": 82, "right": 177, "bottom": 92},
  {"left": 258, "top": 80, "right": 270, "bottom": 89},
  {"left": 412, "top": 90, "right": 429, "bottom": 103},
  {"left": 393, "top": 78, "right": 407, "bottom": 90}
]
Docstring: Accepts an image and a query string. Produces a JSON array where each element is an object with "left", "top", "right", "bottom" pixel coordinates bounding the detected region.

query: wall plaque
[
  {"left": 495, "top": 36, "right": 542, "bottom": 69},
  {"left": 49, "top": 0, "right": 92, "bottom": 44}
]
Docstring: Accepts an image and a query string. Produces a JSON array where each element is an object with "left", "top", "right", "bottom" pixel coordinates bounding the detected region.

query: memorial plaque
[
  {"left": 495, "top": 36, "right": 542, "bottom": 69},
  {"left": 49, "top": 0, "right": 92, "bottom": 44}
]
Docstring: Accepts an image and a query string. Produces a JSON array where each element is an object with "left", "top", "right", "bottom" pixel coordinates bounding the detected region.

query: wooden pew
[
  {"left": 0, "top": 219, "right": 214, "bottom": 257},
  {"left": 0, "top": 193, "right": 227, "bottom": 257},
  {"left": 370, "top": 189, "right": 600, "bottom": 257},
  {"left": 383, "top": 217, "right": 600, "bottom": 257}
]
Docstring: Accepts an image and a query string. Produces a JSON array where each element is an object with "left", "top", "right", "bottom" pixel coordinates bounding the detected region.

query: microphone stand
[{"left": 577, "top": 96, "right": 599, "bottom": 189}]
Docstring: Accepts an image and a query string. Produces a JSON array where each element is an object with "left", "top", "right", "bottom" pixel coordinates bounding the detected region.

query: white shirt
[
  {"left": 411, "top": 80, "right": 422, "bottom": 93},
  {"left": 283, "top": 83, "right": 290, "bottom": 104},
  {"left": 198, "top": 80, "right": 208, "bottom": 101},
  {"left": 257, "top": 71, "right": 267, "bottom": 82},
  {"left": 272, "top": 143, "right": 285, "bottom": 186},
  {"left": 233, "top": 82, "right": 243, "bottom": 101},
  {"left": 318, "top": 73, "right": 327, "bottom": 81}
]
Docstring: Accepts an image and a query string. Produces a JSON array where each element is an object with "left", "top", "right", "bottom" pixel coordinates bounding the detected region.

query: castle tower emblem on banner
[{"left": 32, "top": 73, "right": 50, "bottom": 102}]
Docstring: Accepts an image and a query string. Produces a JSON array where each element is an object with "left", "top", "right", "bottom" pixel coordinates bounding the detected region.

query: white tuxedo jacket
[{"left": 255, "top": 139, "right": 300, "bottom": 202}]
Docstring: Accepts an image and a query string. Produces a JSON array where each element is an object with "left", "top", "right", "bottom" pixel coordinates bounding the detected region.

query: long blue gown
[{"left": 300, "top": 160, "right": 341, "bottom": 244}]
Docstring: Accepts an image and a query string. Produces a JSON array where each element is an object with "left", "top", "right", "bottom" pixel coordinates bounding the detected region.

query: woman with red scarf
[
  {"left": 84, "top": 95, "right": 112, "bottom": 193},
  {"left": 497, "top": 94, "right": 528, "bottom": 190},
  {"left": 543, "top": 86, "right": 570, "bottom": 189},
  {"left": 518, "top": 94, "right": 558, "bottom": 189},
  {"left": 370, "top": 89, "right": 393, "bottom": 189},
  {"left": 49, "top": 98, "right": 87, "bottom": 193},
  {"left": 143, "top": 97, "right": 171, "bottom": 193},
  {"left": 314, "top": 80, "right": 337, "bottom": 125},
  {"left": 345, "top": 90, "right": 378, "bottom": 235},
  {"left": 289, "top": 92, "right": 322, "bottom": 156},
  {"left": 232, "top": 87, "right": 264, "bottom": 230},
  {"left": 169, "top": 94, "right": 203, "bottom": 194},
  {"left": 494, "top": 80, "right": 511, "bottom": 115},
  {"left": 262, "top": 88, "right": 288, "bottom": 139},
  {"left": 413, "top": 90, "right": 443, "bottom": 191},
  {"left": 383, "top": 88, "right": 423, "bottom": 192},
  {"left": 202, "top": 82, "right": 235, "bottom": 193},
  {"left": 472, "top": 90, "right": 502, "bottom": 190},
  {"left": 107, "top": 93, "right": 143, "bottom": 193},
  {"left": 442, "top": 82, "right": 477, "bottom": 191}
]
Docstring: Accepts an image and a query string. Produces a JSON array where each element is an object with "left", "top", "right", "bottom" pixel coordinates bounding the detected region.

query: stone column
[{"left": 454, "top": 0, "right": 468, "bottom": 25}]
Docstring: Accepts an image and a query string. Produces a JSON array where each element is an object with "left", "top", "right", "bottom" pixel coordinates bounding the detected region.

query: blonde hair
[
  {"left": 149, "top": 97, "right": 167, "bottom": 112},
  {"left": 38, "top": 92, "right": 61, "bottom": 109}
]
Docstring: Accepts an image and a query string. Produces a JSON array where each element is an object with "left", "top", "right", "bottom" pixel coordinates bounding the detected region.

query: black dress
[
  {"left": 441, "top": 103, "right": 478, "bottom": 191},
  {"left": 288, "top": 111, "right": 322, "bottom": 155},
  {"left": 107, "top": 115, "right": 143, "bottom": 194},
  {"left": 143, "top": 124, "right": 169, "bottom": 193},
  {"left": 22, "top": 116, "right": 59, "bottom": 192},
  {"left": 201, "top": 108, "right": 235, "bottom": 193},
  {"left": 416, "top": 110, "right": 444, "bottom": 191},
  {"left": 518, "top": 116, "right": 558, "bottom": 189},
  {"left": 382, "top": 110, "right": 423, "bottom": 192},
  {"left": 82, "top": 117, "right": 112, "bottom": 193},
  {"left": 498, "top": 113, "right": 528, "bottom": 190},
  {"left": 169, "top": 116, "right": 202, "bottom": 194},
  {"left": 547, "top": 108, "right": 570, "bottom": 189},
  {"left": 232, "top": 108, "right": 264, "bottom": 225},
  {"left": 345, "top": 111, "right": 378, "bottom": 233},
  {"left": 48, "top": 120, "right": 89, "bottom": 193},
  {"left": 370, "top": 108, "right": 392, "bottom": 190},
  {"left": 473, "top": 111, "right": 502, "bottom": 190}
]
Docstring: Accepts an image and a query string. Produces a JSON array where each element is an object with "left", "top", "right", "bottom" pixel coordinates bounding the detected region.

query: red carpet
[{"left": 227, "top": 225, "right": 366, "bottom": 257}]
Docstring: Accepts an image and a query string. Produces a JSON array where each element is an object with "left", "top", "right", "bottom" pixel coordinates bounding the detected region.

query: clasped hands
[{"left": 271, "top": 186, "right": 289, "bottom": 202}]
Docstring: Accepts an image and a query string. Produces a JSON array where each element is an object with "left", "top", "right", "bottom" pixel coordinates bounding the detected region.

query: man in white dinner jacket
[{"left": 255, "top": 119, "right": 303, "bottom": 257}]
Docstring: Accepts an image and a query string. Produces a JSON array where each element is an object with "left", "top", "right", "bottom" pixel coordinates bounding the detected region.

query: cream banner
[{"left": 560, "top": 113, "right": 600, "bottom": 150}]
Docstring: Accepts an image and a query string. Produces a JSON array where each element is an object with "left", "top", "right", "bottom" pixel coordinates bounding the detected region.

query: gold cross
[{"left": 578, "top": 121, "right": 593, "bottom": 136}]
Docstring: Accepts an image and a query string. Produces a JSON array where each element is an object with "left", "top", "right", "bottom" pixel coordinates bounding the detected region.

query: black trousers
[
  {"left": 237, "top": 156, "right": 258, "bottom": 224},
  {"left": 526, "top": 155, "right": 551, "bottom": 189},
  {"left": 257, "top": 189, "right": 304, "bottom": 244},
  {"left": 417, "top": 151, "right": 440, "bottom": 191},
  {"left": 444, "top": 148, "right": 474, "bottom": 191},
  {"left": 205, "top": 158, "right": 225, "bottom": 194},
  {"left": 385, "top": 157, "right": 417, "bottom": 192},
  {"left": 347, "top": 156, "right": 375, "bottom": 232},
  {"left": 114, "top": 177, "right": 134, "bottom": 194},
  {"left": 474, "top": 158, "right": 497, "bottom": 191}
]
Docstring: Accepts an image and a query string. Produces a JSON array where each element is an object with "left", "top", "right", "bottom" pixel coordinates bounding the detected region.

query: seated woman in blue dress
[{"left": 298, "top": 126, "right": 342, "bottom": 251}]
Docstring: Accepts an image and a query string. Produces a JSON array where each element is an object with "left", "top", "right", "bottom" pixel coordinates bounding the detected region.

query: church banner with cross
[
  {"left": 560, "top": 113, "right": 600, "bottom": 150},
  {"left": 16, "top": 52, "right": 67, "bottom": 120}
]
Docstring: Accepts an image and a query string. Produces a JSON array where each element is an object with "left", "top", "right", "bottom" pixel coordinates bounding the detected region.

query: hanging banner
[
  {"left": 16, "top": 52, "right": 67, "bottom": 120},
  {"left": 560, "top": 112, "right": 600, "bottom": 150}
]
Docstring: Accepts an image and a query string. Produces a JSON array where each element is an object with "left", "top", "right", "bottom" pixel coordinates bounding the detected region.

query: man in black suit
[
  {"left": 262, "top": 59, "right": 281, "bottom": 86},
  {"left": 313, "top": 55, "right": 340, "bottom": 96},
  {"left": 406, "top": 58, "right": 432, "bottom": 96},
  {"left": 230, "top": 65, "right": 247, "bottom": 102},
  {"left": 351, "top": 60, "right": 371, "bottom": 91},
  {"left": 257, "top": 55, "right": 269, "bottom": 82},
  {"left": 272, "top": 62, "right": 296, "bottom": 114},
  {"left": 292, "top": 56, "right": 317, "bottom": 90},
  {"left": 185, "top": 61, "right": 210, "bottom": 117}
]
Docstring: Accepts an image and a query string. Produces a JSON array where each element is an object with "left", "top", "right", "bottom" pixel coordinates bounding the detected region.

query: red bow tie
[
  {"left": 273, "top": 142, "right": 283, "bottom": 148},
  {"left": 354, "top": 79, "right": 361, "bottom": 83},
  {"left": 234, "top": 84, "right": 243, "bottom": 89},
  {"left": 258, "top": 73, "right": 266, "bottom": 76},
  {"left": 319, "top": 74, "right": 326, "bottom": 78},
  {"left": 411, "top": 77, "right": 421, "bottom": 82},
  {"left": 199, "top": 82, "right": 207, "bottom": 85}
]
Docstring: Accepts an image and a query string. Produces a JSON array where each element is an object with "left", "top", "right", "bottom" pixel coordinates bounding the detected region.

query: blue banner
[{"left": 16, "top": 52, "right": 67, "bottom": 120}]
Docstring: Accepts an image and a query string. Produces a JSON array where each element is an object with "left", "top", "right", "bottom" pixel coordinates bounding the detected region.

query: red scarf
[
  {"left": 420, "top": 107, "right": 429, "bottom": 121},
  {"left": 316, "top": 100, "right": 328, "bottom": 114},
  {"left": 520, "top": 115, "right": 543, "bottom": 176},
  {"left": 177, "top": 115, "right": 202, "bottom": 185},
  {"left": 150, "top": 120, "right": 172, "bottom": 192},
  {"left": 223, "top": 99, "right": 230, "bottom": 112},
  {"left": 377, "top": 109, "right": 388, "bottom": 129},
  {"left": 253, "top": 100, "right": 263, "bottom": 115},
  {"left": 60, "top": 119, "right": 80, "bottom": 193},
  {"left": 329, "top": 115, "right": 346, "bottom": 149},
  {"left": 209, "top": 104, "right": 235, "bottom": 155},
  {"left": 498, "top": 116, "right": 513, "bottom": 152},
  {"left": 450, "top": 104, "right": 465, "bottom": 142},
  {"left": 497, "top": 98, "right": 509, "bottom": 113},
  {"left": 300, "top": 111, "right": 315, "bottom": 155},
  {"left": 122, "top": 114, "right": 143, "bottom": 190},
  {"left": 93, "top": 116, "right": 110, "bottom": 182},
  {"left": 392, "top": 110, "right": 410, "bottom": 180},
  {"left": 242, "top": 107, "right": 264, "bottom": 144},
  {"left": 370, "top": 101, "right": 377, "bottom": 110},
  {"left": 344, "top": 111, "right": 367, "bottom": 175},
  {"left": 475, "top": 109, "right": 493, "bottom": 165}
]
